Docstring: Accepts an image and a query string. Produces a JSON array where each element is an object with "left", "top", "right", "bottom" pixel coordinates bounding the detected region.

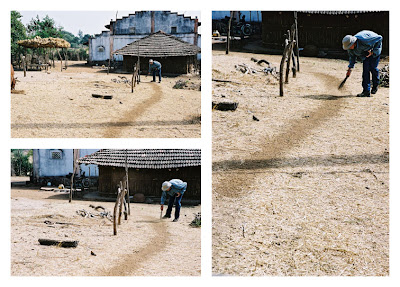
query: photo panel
[
  {"left": 10, "top": 148, "right": 201, "bottom": 276},
  {"left": 212, "top": 10, "right": 389, "bottom": 276}
]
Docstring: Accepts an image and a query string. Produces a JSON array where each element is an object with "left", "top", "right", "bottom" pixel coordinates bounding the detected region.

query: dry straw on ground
[
  {"left": 11, "top": 187, "right": 201, "bottom": 276},
  {"left": 212, "top": 51, "right": 389, "bottom": 276},
  {"left": 11, "top": 61, "right": 201, "bottom": 138}
]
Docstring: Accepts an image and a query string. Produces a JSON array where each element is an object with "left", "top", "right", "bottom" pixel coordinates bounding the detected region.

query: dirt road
[
  {"left": 212, "top": 51, "right": 389, "bottom": 276},
  {"left": 11, "top": 62, "right": 201, "bottom": 138},
  {"left": 11, "top": 187, "right": 201, "bottom": 276}
]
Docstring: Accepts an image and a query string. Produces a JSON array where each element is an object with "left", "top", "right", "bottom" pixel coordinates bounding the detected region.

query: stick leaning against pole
[{"left": 294, "top": 12, "right": 300, "bottom": 72}]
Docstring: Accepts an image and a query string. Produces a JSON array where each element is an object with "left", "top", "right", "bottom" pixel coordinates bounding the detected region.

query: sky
[{"left": 18, "top": 11, "right": 201, "bottom": 36}]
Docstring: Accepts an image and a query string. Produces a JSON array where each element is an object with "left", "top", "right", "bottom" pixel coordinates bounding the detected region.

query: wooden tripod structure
[
  {"left": 113, "top": 149, "right": 131, "bottom": 235},
  {"left": 279, "top": 20, "right": 300, "bottom": 97}
]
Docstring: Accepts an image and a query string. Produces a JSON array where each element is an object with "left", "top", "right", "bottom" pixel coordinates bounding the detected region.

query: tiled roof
[
  {"left": 114, "top": 31, "right": 201, "bottom": 57},
  {"left": 77, "top": 149, "right": 201, "bottom": 169},
  {"left": 299, "top": 11, "right": 381, "bottom": 15}
]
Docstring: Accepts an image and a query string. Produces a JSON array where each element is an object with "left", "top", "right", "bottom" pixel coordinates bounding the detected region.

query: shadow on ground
[
  {"left": 301, "top": 94, "right": 355, "bottom": 100},
  {"left": 213, "top": 152, "right": 389, "bottom": 171}
]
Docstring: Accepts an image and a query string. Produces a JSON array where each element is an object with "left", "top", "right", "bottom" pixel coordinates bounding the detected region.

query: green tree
[
  {"left": 80, "top": 34, "right": 91, "bottom": 45},
  {"left": 27, "top": 15, "right": 62, "bottom": 38},
  {"left": 11, "top": 149, "right": 33, "bottom": 176},
  {"left": 11, "top": 11, "right": 27, "bottom": 63},
  {"left": 60, "top": 30, "right": 80, "bottom": 48},
  {"left": 78, "top": 30, "right": 83, "bottom": 40}
]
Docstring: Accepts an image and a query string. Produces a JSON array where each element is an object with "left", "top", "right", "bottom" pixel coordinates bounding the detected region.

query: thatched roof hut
[
  {"left": 78, "top": 149, "right": 201, "bottom": 200},
  {"left": 114, "top": 31, "right": 201, "bottom": 74},
  {"left": 17, "top": 36, "right": 71, "bottom": 48}
]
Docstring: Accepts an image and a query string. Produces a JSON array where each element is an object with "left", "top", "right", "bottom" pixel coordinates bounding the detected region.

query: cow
[{"left": 11, "top": 64, "right": 16, "bottom": 90}]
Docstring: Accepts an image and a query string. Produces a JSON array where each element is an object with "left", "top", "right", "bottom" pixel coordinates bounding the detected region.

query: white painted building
[
  {"left": 32, "top": 149, "right": 99, "bottom": 183},
  {"left": 88, "top": 11, "right": 201, "bottom": 63}
]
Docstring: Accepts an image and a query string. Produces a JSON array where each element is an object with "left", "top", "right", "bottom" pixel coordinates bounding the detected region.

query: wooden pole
[
  {"left": 294, "top": 12, "right": 300, "bottom": 72},
  {"left": 69, "top": 149, "right": 80, "bottom": 203},
  {"left": 118, "top": 182, "right": 123, "bottom": 225},
  {"left": 291, "top": 45, "right": 297, "bottom": 78},
  {"left": 64, "top": 50, "right": 68, "bottom": 70},
  {"left": 125, "top": 149, "right": 130, "bottom": 215},
  {"left": 57, "top": 49, "right": 63, "bottom": 72},
  {"left": 284, "top": 30, "right": 292, "bottom": 84},
  {"left": 226, "top": 11, "right": 233, "bottom": 55},
  {"left": 21, "top": 54, "right": 26, "bottom": 77},
  {"left": 137, "top": 44, "right": 140, "bottom": 83},
  {"left": 285, "top": 25, "right": 295, "bottom": 84},
  {"left": 131, "top": 64, "right": 136, "bottom": 93},
  {"left": 69, "top": 173, "right": 74, "bottom": 203},
  {"left": 279, "top": 39, "right": 291, "bottom": 97},
  {"left": 108, "top": 18, "right": 115, "bottom": 75},
  {"left": 123, "top": 196, "right": 128, "bottom": 220},
  {"left": 113, "top": 186, "right": 121, "bottom": 235},
  {"left": 45, "top": 50, "right": 48, "bottom": 71}
]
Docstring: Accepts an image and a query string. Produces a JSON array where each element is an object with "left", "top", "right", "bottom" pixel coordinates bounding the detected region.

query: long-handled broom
[{"left": 338, "top": 75, "right": 349, "bottom": 89}]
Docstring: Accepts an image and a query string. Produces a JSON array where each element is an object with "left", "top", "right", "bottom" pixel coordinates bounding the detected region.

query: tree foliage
[
  {"left": 11, "top": 11, "right": 27, "bottom": 63},
  {"left": 11, "top": 149, "right": 33, "bottom": 176},
  {"left": 26, "top": 15, "right": 62, "bottom": 38},
  {"left": 12, "top": 12, "right": 92, "bottom": 62},
  {"left": 80, "top": 33, "right": 92, "bottom": 45}
]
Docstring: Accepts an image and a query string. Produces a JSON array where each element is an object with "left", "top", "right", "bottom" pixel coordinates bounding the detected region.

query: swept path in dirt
[
  {"left": 213, "top": 73, "right": 346, "bottom": 198},
  {"left": 101, "top": 216, "right": 169, "bottom": 276},
  {"left": 102, "top": 83, "right": 163, "bottom": 138}
]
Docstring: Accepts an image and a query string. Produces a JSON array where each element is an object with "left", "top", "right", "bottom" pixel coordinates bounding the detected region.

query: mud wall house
[
  {"left": 77, "top": 149, "right": 201, "bottom": 201},
  {"left": 114, "top": 31, "right": 201, "bottom": 74},
  {"left": 88, "top": 11, "right": 201, "bottom": 64},
  {"left": 32, "top": 149, "right": 99, "bottom": 185},
  {"left": 261, "top": 11, "right": 389, "bottom": 56}
]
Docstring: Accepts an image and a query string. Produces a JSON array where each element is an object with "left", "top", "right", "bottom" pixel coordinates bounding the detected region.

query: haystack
[{"left": 17, "top": 36, "right": 71, "bottom": 48}]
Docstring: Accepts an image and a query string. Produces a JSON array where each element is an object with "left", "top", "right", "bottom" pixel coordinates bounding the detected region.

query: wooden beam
[
  {"left": 226, "top": 11, "right": 233, "bottom": 54},
  {"left": 294, "top": 12, "right": 300, "bottom": 72},
  {"left": 125, "top": 149, "right": 130, "bottom": 215},
  {"left": 21, "top": 54, "right": 26, "bottom": 77},
  {"left": 57, "top": 49, "right": 63, "bottom": 72},
  {"left": 113, "top": 186, "right": 121, "bottom": 235},
  {"left": 279, "top": 40, "right": 291, "bottom": 97}
]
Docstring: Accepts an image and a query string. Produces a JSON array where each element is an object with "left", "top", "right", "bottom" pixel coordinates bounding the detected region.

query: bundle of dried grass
[
  {"left": 17, "top": 36, "right": 71, "bottom": 48},
  {"left": 379, "top": 65, "right": 389, "bottom": 87}
]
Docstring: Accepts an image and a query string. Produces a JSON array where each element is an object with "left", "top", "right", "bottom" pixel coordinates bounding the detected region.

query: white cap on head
[
  {"left": 161, "top": 181, "right": 172, "bottom": 191},
  {"left": 149, "top": 59, "right": 154, "bottom": 63},
  {"left": 342, "top": 35, "right": 357, "bottom": 50}
]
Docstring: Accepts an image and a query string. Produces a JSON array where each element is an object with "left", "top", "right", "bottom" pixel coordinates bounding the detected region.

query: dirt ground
[
  {"left": 11, "top": 186, "right": 201, "bottom": 276},
  {"left": 11, "top": 61, "right": 201, "bottom": 138},
  {"left": 212, "top": 51, "right": 389, "bottom": 276}
]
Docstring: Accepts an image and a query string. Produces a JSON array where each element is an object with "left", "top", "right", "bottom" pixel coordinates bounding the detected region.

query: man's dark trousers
[
  {"left": 362, "top": 55, "right": 380, "bottom": 92},
  {"left": 165, "top": 193, "right": 183, "bottom": 219},
  {"left": 152, "top": 68, "right": 162, "bottom": 82}
]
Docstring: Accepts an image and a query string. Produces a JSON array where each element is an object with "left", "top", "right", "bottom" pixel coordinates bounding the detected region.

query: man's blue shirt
[
  {"left": 348, "top": 30, "right": 382, "bottom": 68},
  {"left": 161, "top": 179, "right": 187, "bottom": 205},
  {"left": 149, "top": 60, "right": 162, "bottom": 70}
]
